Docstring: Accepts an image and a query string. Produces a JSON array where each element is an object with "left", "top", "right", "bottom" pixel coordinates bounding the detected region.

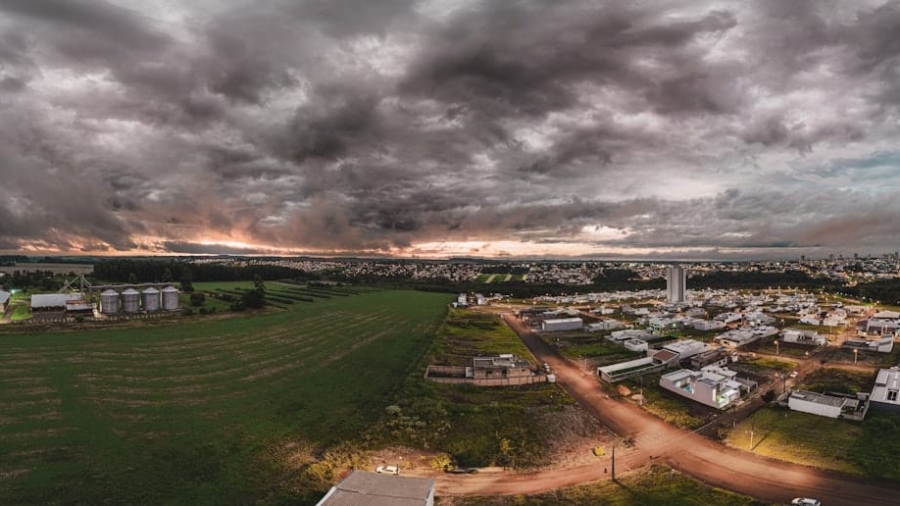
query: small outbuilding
[{"left": 0, "top": 290, "right": 10, "bottom": 313}]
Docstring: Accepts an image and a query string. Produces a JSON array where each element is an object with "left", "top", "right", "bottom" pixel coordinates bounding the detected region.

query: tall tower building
[{"left": 666, "top": 265, "right": 686, "bottom": 303}]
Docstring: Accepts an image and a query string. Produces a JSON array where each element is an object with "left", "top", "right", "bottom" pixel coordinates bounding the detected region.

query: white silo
[
  {"left": 161, "top": 285, "right": 180, "bottom": 310},
  {"left": 142, "top": 287, "right": 160, "bottom": 311},
  {"left": 121, "top": 288, "right": 140, "bottom": 313},
  {"left": 100, "top": 289, "right": 120, "bottom": 314}
]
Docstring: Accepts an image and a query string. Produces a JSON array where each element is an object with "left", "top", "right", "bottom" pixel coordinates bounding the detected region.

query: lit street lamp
[{"left": 853, "top": 348, "right": 858, "bottom": 365}]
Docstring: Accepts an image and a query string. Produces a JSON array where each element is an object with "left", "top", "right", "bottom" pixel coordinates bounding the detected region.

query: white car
[
  {"left": 791, "top": 498, "right": 821, "bottom": 506},
  {"left": 789, "top": 371, "right": 798, "bottom": 378},
  {"left": 375, "top": 465, "right": 399, "bottom": 475}
]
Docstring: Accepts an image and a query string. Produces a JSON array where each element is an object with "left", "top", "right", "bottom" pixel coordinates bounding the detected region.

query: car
[
  {"left": 375, "top": 465, "right": 399, "bottom": 475},
  {"left": 789, "top": 371, "right": 799, "bottom": 378},
  {"left": 791, "top": 498, "right": 821, "bottom": 506}
]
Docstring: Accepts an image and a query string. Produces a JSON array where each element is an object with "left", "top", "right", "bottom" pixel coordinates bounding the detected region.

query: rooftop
[
  {"left": 317, "top": 471, "right": 434, "bottom": 506},
  {"left": 790, "top": 390, "right": 848, "bottom": 408}
]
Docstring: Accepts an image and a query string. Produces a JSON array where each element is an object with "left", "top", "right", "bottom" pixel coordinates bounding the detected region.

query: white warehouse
[{"left": 541, "top": 317, "right": 583, "bottom": 332}]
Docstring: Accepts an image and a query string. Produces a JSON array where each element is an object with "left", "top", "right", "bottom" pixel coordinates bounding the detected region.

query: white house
[
  {"left": 788, "top": 390, "right": 860, "bottom": 419},
  {"left": 714, "top": 326, "right": 779, "bottom": 349},
  {"left": 659, "top": 366, "right": 744, "bottom": 409},
  {"left": 782, "top": 329, "right": 826, "bottom": 346},
  {"left": 624, "top": 338, "right": 648, "bottom": 352},
  {"left": 870, "top": 368, "right": 900, "bottom": 413},
  {"left": 586, "top": 320, "right": 624, "bottom": 332},
  {"left": 693, "top": 319, "right": 726, "bottom": 332}
]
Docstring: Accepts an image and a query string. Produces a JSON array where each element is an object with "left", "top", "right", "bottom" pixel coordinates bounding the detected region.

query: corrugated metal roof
[
  {"left": 31, "top": 293, "right": 83, "bottom": 309},
  {"left": 0, "top": 290, "right": 10, "bottom": 304}
]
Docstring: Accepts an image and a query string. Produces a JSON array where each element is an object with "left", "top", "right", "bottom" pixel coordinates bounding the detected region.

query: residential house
[
  {"left": 659, "top": 366, "right": 745, "bottom": 409},
  {"left": 471, "top": 355, "right": 533, "bottom": 380},
  {"left": 788, "top": 390, "right": 867, "bottom": 420},
  {"left": 870, "top": 368, "right": 900, "bottom": 413},
  {"left": 782, "top": 329, "right": 826, "bottom": 346}
]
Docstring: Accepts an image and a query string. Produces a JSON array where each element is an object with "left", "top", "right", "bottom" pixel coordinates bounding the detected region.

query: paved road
[{"left": 436, "top": 314, "right": 900, "bottom": 505}]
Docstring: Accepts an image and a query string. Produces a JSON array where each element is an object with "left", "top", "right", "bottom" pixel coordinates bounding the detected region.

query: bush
[
  {"left": 762, "top": 390, "right": 776, "bottom": 403},
  {"left": 181, "top": 308, "right": 194, "bottom": 317},
  {"left": 190, "top": 292, "right": 206, "bottom": 307}
]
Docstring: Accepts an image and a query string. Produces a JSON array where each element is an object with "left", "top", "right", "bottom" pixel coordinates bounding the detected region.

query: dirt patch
[
  {"left": 533, "top": 406, "right": 618, "bottom": 469},
  {"left": 368, "top": 446, "right": 443, "bottom": 473}
]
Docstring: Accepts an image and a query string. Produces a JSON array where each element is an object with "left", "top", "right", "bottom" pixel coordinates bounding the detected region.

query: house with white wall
[{"left": 659, "top": 366, "right": 744, "bottom": 409}]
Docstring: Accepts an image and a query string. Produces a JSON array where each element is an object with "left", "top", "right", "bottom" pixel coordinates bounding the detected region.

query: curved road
[{"left": 434, "top": 314, "right": 900, "bottom": 505}]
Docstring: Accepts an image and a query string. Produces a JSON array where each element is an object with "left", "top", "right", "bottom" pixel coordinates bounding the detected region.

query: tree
[
  {"left": 253, "top": 274, "right": 266, "bottom": 292},
  {"left": 127, "top": 272, "right": 138, "bottom": 284},
  {"left": 162, "top": 268, "right": 174, "bottom": 283},
  {"left": 241, "top": 288, "right": 265, "bottom": 309},
  {"left": 180, "top": 268, "right": 194, "bottom": 293}
]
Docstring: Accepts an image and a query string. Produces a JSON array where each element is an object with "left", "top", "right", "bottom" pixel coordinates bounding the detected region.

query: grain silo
[
  {"left": 142, "top": 287, "right": 160, "bottom": 311},
  {"left": 100, "top": 289, "right": 120, "bottom": 314},
  {"left": 121, "top": 288, "right": 140, "bottom": 313},
  {"left": 161, "top": 285, "right": 180, "bottom": 310}
]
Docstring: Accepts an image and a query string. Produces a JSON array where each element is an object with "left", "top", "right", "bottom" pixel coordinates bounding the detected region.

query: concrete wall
[{"left": 425, "top": 366, "right": 548, "bottom": 387}]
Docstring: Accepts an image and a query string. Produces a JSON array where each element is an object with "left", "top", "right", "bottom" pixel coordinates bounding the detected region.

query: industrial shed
[
  {"left": 30, "top": 293, "right": 85, "bottom": 311},
  {"left": 540, "top": 317, "right": 583, "bottom": 332}
]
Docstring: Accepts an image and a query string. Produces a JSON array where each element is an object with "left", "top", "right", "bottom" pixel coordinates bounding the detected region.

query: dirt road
[{"left": 435, "top": 314, "right": 900, "bottom": 505}]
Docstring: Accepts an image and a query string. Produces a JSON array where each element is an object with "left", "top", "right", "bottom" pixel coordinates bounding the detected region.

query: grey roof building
[{"left": 316, "top": 470, "right": 435, "bottom": 506}]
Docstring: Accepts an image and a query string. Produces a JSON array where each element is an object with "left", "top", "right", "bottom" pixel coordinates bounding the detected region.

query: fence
[{"left": 425, "top": 365, "right": 549, "bottom": 386}]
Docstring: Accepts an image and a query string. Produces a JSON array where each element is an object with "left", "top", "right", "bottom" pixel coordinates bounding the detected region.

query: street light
[{"left": 853, "top": 348, "right": 858, "bottom": 365}]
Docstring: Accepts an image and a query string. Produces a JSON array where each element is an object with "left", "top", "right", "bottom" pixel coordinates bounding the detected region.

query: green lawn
[
  {"left": 442, "top": 464, "right": 767, "bottom": 505},
  {"left": 0, "top": 290, "right": 451, "bottom": 505},
  {"left": 741, "top": 356, "right": 797, "bottom": 373},
  {"left": 725, "top": 407, "right": 900, "bottom": 479}
]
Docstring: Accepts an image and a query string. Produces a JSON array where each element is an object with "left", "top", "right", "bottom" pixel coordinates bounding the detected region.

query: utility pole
[
  {"left": 749, "top": 421, "right": 755, "bottom": 451},
  {"left": 611, "top": 444, "right": 616, "bottom": 481}
]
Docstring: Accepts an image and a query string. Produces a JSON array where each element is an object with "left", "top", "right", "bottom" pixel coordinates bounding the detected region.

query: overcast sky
[{"left": 1, "top": 0, "right": 899, "bottom": 259}]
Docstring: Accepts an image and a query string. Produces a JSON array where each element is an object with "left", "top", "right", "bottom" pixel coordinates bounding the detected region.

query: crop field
[{"left": 0, "top": 290, "right": 452, "bottom": 505}]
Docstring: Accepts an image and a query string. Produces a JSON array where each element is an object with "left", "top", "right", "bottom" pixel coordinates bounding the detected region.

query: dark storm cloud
[{"left": 2, "top": 0, "right": 900, "bottom": 257}]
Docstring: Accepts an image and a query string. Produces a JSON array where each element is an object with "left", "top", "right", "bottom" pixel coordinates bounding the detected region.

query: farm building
[
  {"left": 540, "top": 317, "right": 583, "bottom": 332},
  {"left": 30, "top": 293, "right": 85, "bottom": 311},
  {"left": 100, "top": 289, "right": 120, "bottom": 314},
  {"left": 316, "top": 470, "right": 435, "bottom": 506},
  {"left": 0, "top": 289, "right": 10, "bottom": 313},
  {"left": 161, "top": 285, "right": 180, "bottom": 310}
]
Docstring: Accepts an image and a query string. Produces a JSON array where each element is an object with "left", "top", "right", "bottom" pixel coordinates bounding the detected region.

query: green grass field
[
  {"left": 0, "top": 290, "right": 452, "bottom": 505},
  {"left": 725, "top": 407, "right": 900, "bottom": 479}
]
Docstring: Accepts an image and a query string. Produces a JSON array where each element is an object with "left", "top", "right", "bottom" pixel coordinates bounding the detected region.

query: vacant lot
[
  {"left": 0, "top": 290, "right": 451, "bottom": 505},
  {"left": 370, "top": 309, "right": 579, "bottom": 471},
  {"left": 725, "top": 406, "right": 900, "bottom": 479}
]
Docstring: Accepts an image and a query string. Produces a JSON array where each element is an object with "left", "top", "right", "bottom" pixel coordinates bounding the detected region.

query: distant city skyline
[{"left": 2, "top": 0, "right": 899, "bottom": 259}]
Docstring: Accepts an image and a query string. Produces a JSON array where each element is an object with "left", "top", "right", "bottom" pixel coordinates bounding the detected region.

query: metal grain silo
[
  {"left": 100, "top": 289, "right": 120, "bottom": 314},
  {"left": 142, "top": 287, "right": 160, "bottom": 311},
  {"left": 121, "top": 288, "right": 140, "bottom": 313},
  {"left": 161, "top": 285, "right": 180, "bottom": 310}
]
